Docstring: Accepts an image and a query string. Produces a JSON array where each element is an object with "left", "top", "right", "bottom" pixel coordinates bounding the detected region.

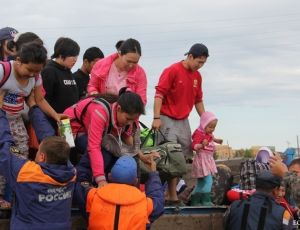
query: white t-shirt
[{"left": 0, "top": 61, "right": 42, "bottom": 117}]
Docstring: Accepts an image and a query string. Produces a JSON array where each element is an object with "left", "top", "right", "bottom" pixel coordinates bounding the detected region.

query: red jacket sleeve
[
  {"left": 191, "top": 129, "right": 207, "bottom": 150},
  {"left": 154, "top": 66, "right": 175, "bottom": 99}
]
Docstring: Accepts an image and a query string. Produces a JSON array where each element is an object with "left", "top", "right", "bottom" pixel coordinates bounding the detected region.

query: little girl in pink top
[{"left": 190, "top": 111, "right": 223, "bottom": 206}]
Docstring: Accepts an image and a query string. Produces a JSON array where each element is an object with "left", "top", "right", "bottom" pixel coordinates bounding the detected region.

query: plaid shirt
[{"left": 240, "top": 160, "right": 270, "bottom": 190}]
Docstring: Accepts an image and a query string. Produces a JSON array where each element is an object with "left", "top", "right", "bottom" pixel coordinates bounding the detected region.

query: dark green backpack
[{"left": 139, "top": 129, "right": 187, "bottom": 183}]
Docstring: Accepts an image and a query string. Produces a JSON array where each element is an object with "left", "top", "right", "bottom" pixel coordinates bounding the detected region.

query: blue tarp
[{"left": 283, "top": 148, "right": 296, "bottom": 166}]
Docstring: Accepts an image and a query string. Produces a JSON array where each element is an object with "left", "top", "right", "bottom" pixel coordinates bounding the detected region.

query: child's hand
[
  {"left": 202, "top": 139, "right": 209, "bottom": 147},
  {"left": 216, "top": 139, "right": 223, "bottom": 144},
  {"left": 26, "top": 91, "right": 37, "bottom": 108},
  {"left": 194, "top": 144, "right": 202, "bottom": 151}
]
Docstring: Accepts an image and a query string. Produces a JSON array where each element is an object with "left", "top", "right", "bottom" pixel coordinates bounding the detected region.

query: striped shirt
[{"left": 0, "top": 61, "right": 41, "bottom": 117}]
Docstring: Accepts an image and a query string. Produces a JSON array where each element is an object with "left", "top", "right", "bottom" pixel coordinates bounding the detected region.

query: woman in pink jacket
[
  {"left": 64, "top": 89, "right": 148, "bottom": 187},
  {"left": 87, "top": 38, "right": 147, "bottom": 105}
]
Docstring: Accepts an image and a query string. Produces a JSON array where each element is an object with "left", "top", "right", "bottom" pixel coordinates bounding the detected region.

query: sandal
[{"left": 0, "top": 198, "right": 11, "bottom": 209}]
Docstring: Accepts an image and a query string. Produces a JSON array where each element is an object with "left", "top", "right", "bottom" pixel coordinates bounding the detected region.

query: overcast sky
[{"left": 2, "top": 0, "right": 300, "bottom": 152}]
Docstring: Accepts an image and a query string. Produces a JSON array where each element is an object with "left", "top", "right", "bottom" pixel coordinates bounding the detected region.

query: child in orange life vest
[
  {"left": 190, "top": 111, "right": 223, "bottom": 206},
  {"left": 74, "top": 155, "right": 164, "bottom": 230}
]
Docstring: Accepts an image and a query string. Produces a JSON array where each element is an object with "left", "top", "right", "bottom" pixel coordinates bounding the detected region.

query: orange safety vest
[{"left": 87, "top": 183, "right": 153, "bottom": 230}]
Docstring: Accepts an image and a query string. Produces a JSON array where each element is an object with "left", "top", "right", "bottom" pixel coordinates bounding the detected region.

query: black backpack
[{"left": 225, "top": 194, "right": 285, "bottom": 230}]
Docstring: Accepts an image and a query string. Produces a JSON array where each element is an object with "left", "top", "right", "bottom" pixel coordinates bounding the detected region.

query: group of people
[
  {"left": 224, "top": 147, "right": 300, "bottom": 230},
  {"left": 0, "top": 25, "right": 221, "bottom": 229},
  {"left": 1, "top": 25, "right": 300, "bottom": 230}
]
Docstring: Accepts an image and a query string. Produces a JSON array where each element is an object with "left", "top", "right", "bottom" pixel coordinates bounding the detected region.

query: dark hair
[
  {"left": 87, "top": 93, "right": 119, "bottom": 104},
  {"left": 17, "top": 41, "right": 47, "bottom": 65},
  {"left": 115, "top": 40, "right": 124, "bottom": 51},
  {"left": 117, "top": 87, "right": 145, "bottom": 115},
  {"left": 83, "top": 47, "right": 104, "bottom": 62},
  {"left": 289, "top": 158, "right": 300, "bottom": 168},
  {"left": 40, "top": 136, "right": 70, "bottom": 165},
  {"left": 119, "top": 38, "right": 141, "bottom": 56},
  {"left": 0, "top": 40, "right": 5, "bottom": 61},
  {"left": 51, "top": 37, "right": 80, "bottom": 59},
  {"left": 5, "top": 32, "right": 44, "bottom": 60},
  {"left": 14, "top": 32, "right": 43, "bottom": 51}
]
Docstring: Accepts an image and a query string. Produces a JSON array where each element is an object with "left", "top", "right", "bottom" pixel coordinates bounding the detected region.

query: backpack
[
  {"left": 72, "top": 96, "right": 132, "bottom": 157},
  {"left": 0, "top": 61, "right": 12, "bottom": 88},
  {"left": 239, "top": 159, "right": 270, "bottom": 190},
  {"left": 225, "top": 194, "right": 285, "bottom": 230},
  {"left": 139, "top": 129, "right": 187, "bottom": 183},
  {"left": 212, "top": 164, "right": 233, "bottom": 205},
  {"left": 139, "top": 121, "right": 154, "bottom": 147},
  {"left": 73, "top": 97, "right": 113, "bottom": 134}
]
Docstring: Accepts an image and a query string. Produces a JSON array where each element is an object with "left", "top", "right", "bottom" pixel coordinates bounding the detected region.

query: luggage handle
[{"left": 140, "top": 124, "right": 168, "bottom": 148}]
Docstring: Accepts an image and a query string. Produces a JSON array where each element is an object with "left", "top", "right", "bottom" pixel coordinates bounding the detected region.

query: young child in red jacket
[{"left": 190, "top": 111, "right": 223, "bottom": 206}]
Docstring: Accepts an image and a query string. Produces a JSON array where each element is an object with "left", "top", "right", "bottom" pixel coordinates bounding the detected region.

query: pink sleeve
[
  {"left": 135, "top": 67, "right": 147, "bottom": 105},
  {"left": 87, "top": 62, "right": 101, "bottom": 94},
  {"left": 87, "top": 107, "right": 108, "bottom": 179},
  {"left": 191, "top": 129, "right": 206, "bottom": 150}
]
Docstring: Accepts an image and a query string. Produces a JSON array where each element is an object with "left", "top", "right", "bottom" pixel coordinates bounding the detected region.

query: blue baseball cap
[
  {"left": 111, "top": 155, "right": 137, "bottom": 185},
  {"left": 0, "top": 27, "right": 18, "bottom": 41}
]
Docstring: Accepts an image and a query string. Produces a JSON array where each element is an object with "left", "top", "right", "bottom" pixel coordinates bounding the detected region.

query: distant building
[{"left": 215, "top": 145, "right": 235, "bottom": 159}]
